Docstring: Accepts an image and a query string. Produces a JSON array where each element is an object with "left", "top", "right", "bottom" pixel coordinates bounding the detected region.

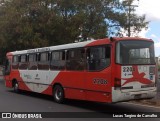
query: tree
[
  {"left": 0, "top": 0, "right": 149, "bottom": 64},
  {"left": 0, "top": 0, "right": 52, "bottom": 63},
  {"left": 115, "top": 0, "right": 148, "bottom": 37},
  {"left": 49, "top": 0, "right": 109, "bottom": 42}
]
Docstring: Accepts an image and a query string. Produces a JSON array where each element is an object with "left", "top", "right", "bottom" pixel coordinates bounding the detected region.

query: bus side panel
[
  {"left": 42, "top": 64, "right": 113, "bottom": 102},
  {"left": 5, "top": 71, "right": 21, "bottom": 89},
  {"left": 19, "top": 70, "right": 52, "bottom": 93},
  {"left": 85, "top": 67, "right": 112, "bottom": 102},
  {"left": 41, "top": 71, "right": 86, "bottom": 99},
  {"left": 42, "top": 86, "right": 53, "bottom": 96},
  {"left": 64, "top": 88, "right": 86, "bottom": 100},
  {"left": 10, "top": 70, "right": 32, "bottom": 91},
  {"left": 51, "top": 71, "right": 86, "bottom": 100},
  {"left": 5, "top": 75, "right": 12, "bottom": 88}
]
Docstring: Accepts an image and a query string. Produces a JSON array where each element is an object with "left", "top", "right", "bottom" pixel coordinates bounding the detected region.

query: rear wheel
[
  {"left": 13, "top": 81, "right": 19, "bottom": 93},
  {"left": 53, "top": 85, "right": 64, "bottom": 103}
]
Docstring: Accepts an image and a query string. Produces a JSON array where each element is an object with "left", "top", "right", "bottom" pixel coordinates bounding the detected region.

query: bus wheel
[
  {"left": 53, "top": 85, "right": 64, "bottom": 103},
  {"left": 13, "top": 81, "right": 19, "bottom": 93}
]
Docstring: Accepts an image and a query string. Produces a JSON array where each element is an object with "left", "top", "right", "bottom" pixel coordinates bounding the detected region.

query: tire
[
  {"left": 13, "top": 81, "right": 19, "bottom": 93},
  {"left": 53, "top": 85, "right": 64, "bottom": 103}
]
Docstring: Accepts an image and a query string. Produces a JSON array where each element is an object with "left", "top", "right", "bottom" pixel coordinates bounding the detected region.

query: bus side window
[
  {"left": 12, "top": 55, "right": 19, "bottom": 69},
  {"left": 28, "top": 54, "right": 37, "bottom": 70},
  {"left": 66, "top": 48, "right": 85, "bottom": 71},
  {"left": 38, "top": 52, "right": 49, "bottom": 70},
  {"left": 50, "top": 51, "right": 65, "bottom": 70},
  {"left": 19, "top": 55, "right": 28, "bottom": 70},
  {"left": 87, "top": 46, "right": 111, "bottom": 71}
]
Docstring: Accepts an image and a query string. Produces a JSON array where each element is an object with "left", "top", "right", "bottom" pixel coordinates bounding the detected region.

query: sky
[{"left": 132, "top": 0, "right": 160, "bottom": 57}]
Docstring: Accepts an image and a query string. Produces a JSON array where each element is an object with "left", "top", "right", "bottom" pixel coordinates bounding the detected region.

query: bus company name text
[{"left": 27, "top": 47, "right": 50, "bottom": 53}]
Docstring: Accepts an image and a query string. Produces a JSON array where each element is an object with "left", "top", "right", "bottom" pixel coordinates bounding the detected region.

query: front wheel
[
  {"left": 13, "top": 81, "right": 19, "bottom": 93},
  {"left": 53, "top": 85, "right": 64, "bottom": 103}
]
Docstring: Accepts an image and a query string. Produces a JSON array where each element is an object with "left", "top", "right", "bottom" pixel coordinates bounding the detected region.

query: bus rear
[{"left": 112, "top": 39, "right": 157, "bottom": 102}]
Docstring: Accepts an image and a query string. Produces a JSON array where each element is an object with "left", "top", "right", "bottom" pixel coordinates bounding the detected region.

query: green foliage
[
  {"left": 118, "top": 0, "right": 149, "bottom": 36},
  {"left": 0, "top": 0, "right": 149, "bottom": 64}
]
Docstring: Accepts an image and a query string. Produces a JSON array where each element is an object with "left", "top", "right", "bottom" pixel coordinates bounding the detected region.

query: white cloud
[
  {"left": 154, "top": 36, "right": 160, "bottom": 47},
  {"left": 135, "top": 0, "right": 160, "bottom": 21},
  {"left": 150, "top": 34, "right": 157, "bottom": 38},
  {"left": 154, "top": 38, "right": 160, "bottom": 56},
  {"left": 155, "top": 42, "right": 160, "bottom": 48}
]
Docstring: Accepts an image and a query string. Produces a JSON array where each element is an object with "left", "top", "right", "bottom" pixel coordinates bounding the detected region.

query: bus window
[
  {"left": 66, "top": 48, "right": 85, "bottom": 71},
  {"left": 12, "top": 55, "right": 19, "bottom": 69},
  {"left": 116, "top": 41, "right": 155, "bottom": 64},
  {"left": 28, "top": 54, "right": 37, "bottom": 70},
  {"left": 19, "top": 55, "right": 28, "bottom": 70},
  {"left": 29, "top": 54, "right": 34, "bottom": 62},
  {"left": 50, "top": 51, "right": 65, "bottom": 70},
  {"left": 87, "top": 46, "right": 110, "bottom": 71},
  {"left": 38, "top": 52, "right": 49, "bottom": 70}
]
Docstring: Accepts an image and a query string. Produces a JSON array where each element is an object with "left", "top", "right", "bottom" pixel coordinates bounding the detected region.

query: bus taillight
[{"left": 114, "top": 78, "right": 121, "bottom": 90}]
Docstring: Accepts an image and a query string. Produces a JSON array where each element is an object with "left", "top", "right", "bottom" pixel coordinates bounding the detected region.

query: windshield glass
[{"left": 116, "top": 40, "right": 155, "bottom": 64}]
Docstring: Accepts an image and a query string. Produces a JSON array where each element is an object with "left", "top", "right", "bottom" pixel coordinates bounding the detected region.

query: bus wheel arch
[
  {"left": 12, "top": 79, "right": 19, "bottom": 93},
  {"left": 53, "top": 83, "right": 65, "bottom": 103}
]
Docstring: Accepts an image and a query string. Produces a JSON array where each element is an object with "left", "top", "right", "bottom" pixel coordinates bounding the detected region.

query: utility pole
[
  {"left": 128, "top": 2, "right": 131, "bottom": 37},
  {"left": 125, "top": 0, "right": 138, "bottom": 37}
]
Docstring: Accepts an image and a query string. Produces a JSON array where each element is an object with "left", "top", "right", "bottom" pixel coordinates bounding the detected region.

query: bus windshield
[{"left": 116, "top": 40, "right": 155, "bottom": 65}]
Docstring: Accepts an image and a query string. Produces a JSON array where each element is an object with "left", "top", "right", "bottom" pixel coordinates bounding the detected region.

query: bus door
[
  {"left": 64, "top": 49, "right": 86, "bottom": 100},
  {"left": 34, "top": 52, "right": 50, "bottom": 93},
  {"left": 85, "top": 45, "right": 112, "bottom": 102}
]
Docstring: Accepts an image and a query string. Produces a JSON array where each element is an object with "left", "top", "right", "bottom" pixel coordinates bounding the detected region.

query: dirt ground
[{"left": 132, "top": 95, "right": 160, "bottom": 107}]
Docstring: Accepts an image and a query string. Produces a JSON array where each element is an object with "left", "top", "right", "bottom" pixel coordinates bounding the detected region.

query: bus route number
[
  {"left": 93, "top": 78, "right": 108, "bottom": 85},
  {"left": 123, "top": 67, "right": 135, "bottom": 72}
]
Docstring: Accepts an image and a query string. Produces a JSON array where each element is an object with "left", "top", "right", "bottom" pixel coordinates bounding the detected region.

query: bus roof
[{"left": 7, "top": 37, "right": 153, "bottom": 56}]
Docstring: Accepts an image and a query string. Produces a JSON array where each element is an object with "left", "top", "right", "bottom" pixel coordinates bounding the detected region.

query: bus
[{"left": 4, "top": 37, "right": 157, "bottom": 103}]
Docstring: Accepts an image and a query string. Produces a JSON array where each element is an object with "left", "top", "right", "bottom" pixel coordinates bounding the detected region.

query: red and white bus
[{"left": 4, "top": 37, "right": 157, "bottom": 103}]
